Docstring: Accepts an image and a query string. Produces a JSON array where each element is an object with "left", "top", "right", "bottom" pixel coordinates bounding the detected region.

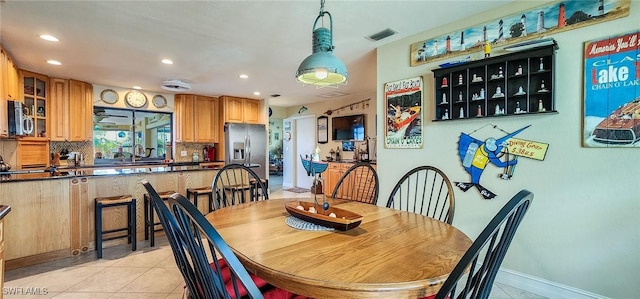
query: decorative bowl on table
[{"left": 285, "top": 201, "right": 363, "bottom": 231}]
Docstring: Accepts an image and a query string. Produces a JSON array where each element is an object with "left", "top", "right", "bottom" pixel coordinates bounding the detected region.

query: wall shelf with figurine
[{"left": 432, "top": 44, "right": 557, "bottom": 121}]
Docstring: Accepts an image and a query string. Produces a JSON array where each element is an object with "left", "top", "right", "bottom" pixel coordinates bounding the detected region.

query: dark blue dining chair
[
  {"left": 433, "top": 189, "right": 534, "bottom": 299},
  {"left": 141, "top": 180, "right": 300, "bottom": 299}
]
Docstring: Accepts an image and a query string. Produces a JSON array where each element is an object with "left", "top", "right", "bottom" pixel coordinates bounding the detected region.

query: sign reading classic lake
[
  {"left": 384, "top": 77, "right": 423, "bottom": 149},
  {"left": 583, "top": 30, "right": 640, "bottom": 147}
]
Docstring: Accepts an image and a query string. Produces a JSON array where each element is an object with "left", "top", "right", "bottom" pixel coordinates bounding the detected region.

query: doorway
[{"left": 282, "top": 115, "right": 316, "bottom": 190}]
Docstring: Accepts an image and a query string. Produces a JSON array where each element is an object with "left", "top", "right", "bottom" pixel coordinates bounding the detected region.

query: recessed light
[
  {"left": 133, "top": 86, "right": 142, "bottom": 90},
  {"left": 253, "top": 91, "right": 261, "bottom": 96},
  {"left": 46, "top": 60, "right": 62, "bottom": 65},
  {"left": 239, "top": 74, "right": 249, "bottom": 79},
  {"left": 39, "top": 34, "right": 59, "bottom": 42},
  {"left": 161, "top": 59, "right": 173, "bottom": 65}
]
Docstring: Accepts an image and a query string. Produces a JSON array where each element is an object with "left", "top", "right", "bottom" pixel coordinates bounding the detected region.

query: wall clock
[
  {"left": 152, "top": 95, "right": 167, "bottom": 108},
  {"left": 125, "top": 90, "right": 148, "bottom": 108},
  {"left": 100, "top": 89, "right": 119, "bottom": 104}
]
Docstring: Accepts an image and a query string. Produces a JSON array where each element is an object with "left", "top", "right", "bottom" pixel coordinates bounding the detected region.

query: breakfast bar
[{"left": 0, "top": 163, "right": 222, "bottom": 270}]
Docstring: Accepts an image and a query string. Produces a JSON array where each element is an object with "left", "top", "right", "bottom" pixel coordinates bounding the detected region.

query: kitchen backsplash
[
  {"left": 50, "top": 141, "right": 93, "bottom": 165},
  {"left": 174, "top": 142, "right": 219, "bottom": 162}
]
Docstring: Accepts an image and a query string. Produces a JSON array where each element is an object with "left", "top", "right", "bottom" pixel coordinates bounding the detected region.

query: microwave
[{"left": 8, "top": 100, "right": 34, "bottom": 136}]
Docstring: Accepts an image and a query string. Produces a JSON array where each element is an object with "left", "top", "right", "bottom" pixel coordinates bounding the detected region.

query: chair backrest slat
[
  {"left": 435, "top": 189, "right": 533, "bottom": 299},
  {"left": 141, "top": 180, "right": 264, "bottom": 299},
  {"left": 331, "top": 162, "right": 379, "bottom": 205},
  {"left": 386, "top": 165, "right": 456, "bottom": 224},
  {"left": 212, "top": 163, "right": 268, "bottom": 211}
]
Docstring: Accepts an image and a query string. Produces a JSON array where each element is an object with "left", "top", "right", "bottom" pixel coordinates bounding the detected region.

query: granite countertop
[
  {"left": 0, "top": 205, "right": 10, "bottom": 220},
  {"left": 0, "top": 162, "right": 226, "bottom": 183}
]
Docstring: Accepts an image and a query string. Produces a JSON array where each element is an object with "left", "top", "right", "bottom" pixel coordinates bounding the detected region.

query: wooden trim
[{"left": 5, "top": 249, "right": 69, "bottom": 271}]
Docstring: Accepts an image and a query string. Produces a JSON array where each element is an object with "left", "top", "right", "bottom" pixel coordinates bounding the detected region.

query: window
[{"left": 93, "top": 107, "right": 172, "bottom": 164}]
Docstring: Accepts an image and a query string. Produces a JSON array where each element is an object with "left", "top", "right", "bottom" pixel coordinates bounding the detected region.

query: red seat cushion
[
  {"left": 184, "top": 259, "right": 307, "bottom": 299},
  {"left": 212, "top": 259, "right": 269, "bottom": 297}
]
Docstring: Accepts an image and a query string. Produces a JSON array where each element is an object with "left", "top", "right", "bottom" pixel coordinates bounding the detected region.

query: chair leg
[
  {"left": 143, "top": 195, "right": 150, "bottom": 241},
  {"left": 130, "top": 199, "right": 137, "bottom": 252},
  {"left": 95, "top": 201, "right": 103, "bottom": 259},
  {"left": 150, "top": 202, "right": 155, "bottom": 247}
]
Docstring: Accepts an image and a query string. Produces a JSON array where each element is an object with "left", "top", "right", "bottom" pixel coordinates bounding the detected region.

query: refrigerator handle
[{"left": 245, "top": 135, "right": 251, "bottom": 165}]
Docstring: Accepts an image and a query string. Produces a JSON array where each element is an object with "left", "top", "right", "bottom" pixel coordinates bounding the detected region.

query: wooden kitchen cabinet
[
  {"left": 0, "top": 213, "right": 6, "bottom": 299},
  {"left": 194, "top": 95, "right": 219, "bottom": 143},
  {"left": 176, "top": 94, "right": 219, "bottom": 143},
  {"left": 17, "top": 140, "right": 49, "bottom": 169},
  {"left": 174, "top": 94, "right": 196, "bottom": 142},
  {"left": 323, "top": 162, "right": 378, "bottom": 198},
  {"left": 1, "top": 47, "right": 20, "bottom": 138},
  {"left": 324, "top": 162, "right": 351, "bottom": 197},
  {"left": 20, "top": 70, "right": 49, "bottom": 140},
  {"left": 220, "top": 96, "right": 261, "bottom": 124},
  {"left": 49, "top": 79, "right": 93, "bottom": 141}
]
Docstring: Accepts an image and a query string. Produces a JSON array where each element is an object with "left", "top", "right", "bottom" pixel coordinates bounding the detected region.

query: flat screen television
[{"left": 332, "top": 114, "right": 365, "bottom": 141}]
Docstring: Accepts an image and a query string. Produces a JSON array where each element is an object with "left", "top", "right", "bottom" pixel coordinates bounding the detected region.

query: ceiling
[{"left": 0, "top": 0, "right": 512, "bottom": 108}]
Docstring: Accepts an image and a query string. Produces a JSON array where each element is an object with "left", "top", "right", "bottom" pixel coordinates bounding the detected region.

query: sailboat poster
[
  {"left": 583, "top": 30, "right": 640, "bottom": 147},
  {"left": 384, "top": 77, "right": 423, "bottom": 149}
]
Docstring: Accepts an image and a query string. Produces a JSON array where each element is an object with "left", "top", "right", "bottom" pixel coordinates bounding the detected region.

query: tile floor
[{"left": 3, "top": 187, "right": 545, "bottom": 299}]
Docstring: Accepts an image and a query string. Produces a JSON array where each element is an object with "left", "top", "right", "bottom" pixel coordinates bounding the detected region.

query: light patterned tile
[
  {"left": 110, "top": 247, "right": 172, "bottom": 268},
  {"left": 10, "top": 266, "right": 105, "bottom": 292},
  {"left": 109, "top": 293, "right": 169, "bottom": 299},
  {"left": 4, "top": 266, "right": 61, "bottom": 285},
  {"left": 164, "top": 294, "right": 185, "bottom": 299},
  {"left": 118, "top": 267, "right": 184, "bottom": 294},
  {"left": 497, "top": 283, "right": 548, "bottom": 299},
  {"left": 65, "top": 267, "right": 149, "bottom": 293},
  {"left": 171, "top": 284, "right": 186, "bottom": 294},
  {"left": 2, "top": 289, "right": 59, "bottom": 299},
  {"left": 155, "top": 255, "right": 179, "bottom": 268},
  {"left": 49, "top": 292, "right": 113, "bottom": 299}
]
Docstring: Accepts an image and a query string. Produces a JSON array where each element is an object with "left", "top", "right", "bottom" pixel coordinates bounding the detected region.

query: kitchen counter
[{"left": 0, "top": 162, "right": 227, "bottom": 183}]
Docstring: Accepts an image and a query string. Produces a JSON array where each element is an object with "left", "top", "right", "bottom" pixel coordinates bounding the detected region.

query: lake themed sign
[{"left": 583, "top": 30, "right": 640, "bottom": 147}]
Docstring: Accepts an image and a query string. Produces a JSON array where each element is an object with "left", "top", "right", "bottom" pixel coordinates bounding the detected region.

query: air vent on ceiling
[
  {"left": 161, "top": 79, "right": 191, "bottom": 92},
  {"left": 366, "top": 28, "right": 398, "bottom": 41}
]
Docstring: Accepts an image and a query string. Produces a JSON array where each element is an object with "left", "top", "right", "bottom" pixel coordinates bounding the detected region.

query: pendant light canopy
[{"left": 296, "top": 0, "right": 348, "bottom": 88}]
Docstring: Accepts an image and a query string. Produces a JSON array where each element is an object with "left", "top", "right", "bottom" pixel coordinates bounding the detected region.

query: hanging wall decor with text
[
  {"left": 384, "top": 77, "right": 423, "bottom": 149},
  {"left": 410, "top": 0, "right": 630, "bottom": 66},
  {"left": 582, "top": 30, "right": 640, "bottom": 148},
  {"left": 455, "top": 124, "right": 548, "bottom": 200}
]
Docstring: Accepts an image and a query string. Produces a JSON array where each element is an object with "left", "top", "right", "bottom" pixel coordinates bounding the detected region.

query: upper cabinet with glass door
[{"left": 21, "top": 70, "right": 49, "bottom": 139}]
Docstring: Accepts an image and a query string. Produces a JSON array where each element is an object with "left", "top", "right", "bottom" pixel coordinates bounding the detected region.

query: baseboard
[{"left": 495, "top": 268, "right": 609, "bottom": 299}]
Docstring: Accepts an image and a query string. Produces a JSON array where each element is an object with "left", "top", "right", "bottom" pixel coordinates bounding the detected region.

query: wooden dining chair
[
  {"left": 386, "top": 165, "right": 455, "bottom": 224},
  {"left": 433, "top": 189, "right": 534, "bottom": 299},
  {"left": 211, "top": 163, "right": 268, "bottom": 212},
  {"left": 141, "top": 180, "right": 301, "bottom": 299},
  {"left": 331, "top": 162, "right": 379, "bottom": 205}
]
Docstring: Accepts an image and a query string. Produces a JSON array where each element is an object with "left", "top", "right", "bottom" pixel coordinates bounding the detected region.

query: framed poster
[
  {"left": 317, "top": 116, "right": 328, "bottom": 144},
  {"left": 583, "top": 30, "right": 639, "bottom": 147},
  {"left": 384, "top": 77, "right": 423, "bottom": 149}
]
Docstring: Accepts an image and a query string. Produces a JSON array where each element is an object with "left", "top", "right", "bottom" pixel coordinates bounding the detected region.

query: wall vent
[{"left": 366, "top": 28, "right": 398, "bottom": 41}]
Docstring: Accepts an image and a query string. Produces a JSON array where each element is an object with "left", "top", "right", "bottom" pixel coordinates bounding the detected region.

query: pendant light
[{"left": 296, "top": 0, "right": 348, "bottom": 88}]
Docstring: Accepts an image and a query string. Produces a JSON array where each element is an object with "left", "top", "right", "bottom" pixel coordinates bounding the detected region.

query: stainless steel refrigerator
[{"left": 224, "top": 123, "right": 267, "bottom": 179}]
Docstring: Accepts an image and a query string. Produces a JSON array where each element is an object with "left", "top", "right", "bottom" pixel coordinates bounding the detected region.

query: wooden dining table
[{"left": 205, "top": 198, "right": 472, "bottom": 298}]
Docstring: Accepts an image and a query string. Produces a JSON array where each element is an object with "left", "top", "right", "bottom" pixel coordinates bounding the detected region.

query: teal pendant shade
[{"left": 296, "top": 3, "right": 348, "bottom": 88}]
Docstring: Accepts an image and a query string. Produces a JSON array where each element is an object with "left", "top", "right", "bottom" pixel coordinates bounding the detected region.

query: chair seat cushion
[
  {"left": 212, "top": 259, "right": 307, "bottom": 299},
  {"left": 213, "top": 259, "right": 268, "bottom": 297}
]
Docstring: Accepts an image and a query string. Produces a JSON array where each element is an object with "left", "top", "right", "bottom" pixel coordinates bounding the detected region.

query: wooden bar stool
[
  {"left": 94, "top": 195, "right": 136, "bottom": 258},
  {"left": 186, "top": 186, "right": 213, "bottom": 212},
  {"left": 249, "top": 178, "right": 269, "bottom": 199},
  {"left": 143, "top": 190, "right": 175, "bottom": 247}
]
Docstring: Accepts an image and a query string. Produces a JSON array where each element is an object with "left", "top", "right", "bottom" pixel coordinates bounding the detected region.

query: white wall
[
  {"left": 281, "top": 94, "right": 377, "bottom": 160},
  {"left": 377, "top": 2, "right": 639, "bottom": 298}
]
